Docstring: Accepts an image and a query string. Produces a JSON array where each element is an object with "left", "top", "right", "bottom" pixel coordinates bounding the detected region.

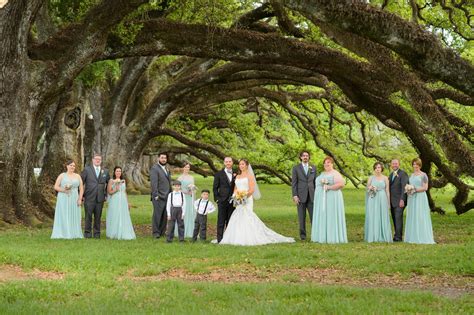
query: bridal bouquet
[
  {"left": 367, "top": 185, "right": 378, "bottom": 198},
  {"left": 230, "top": 190, "right": 248, "bottom": 206},
  {"left": 405, "top": 184, "right": 416, "bottom": 195}
]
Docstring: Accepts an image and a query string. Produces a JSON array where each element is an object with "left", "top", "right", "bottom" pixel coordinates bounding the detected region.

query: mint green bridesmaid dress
[
  {"left": 404, "top": 174, "right": 435, "bottom": 244},
  {"left": 311, "top": 173, "right": 347, "bottom": 243},
  {"left": 364, "top": 176, "right": 392, "bottom": 242},
  {"left": 51, "top": 173, "right": 83, "bottom": 239},
  {"left": 106, "top": 181, "right": 136, "bottom": 240}
]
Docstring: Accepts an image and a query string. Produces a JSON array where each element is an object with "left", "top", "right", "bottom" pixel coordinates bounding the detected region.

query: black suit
[
  {"left": 213, "top": 169, "right": 235, "bottom": 242},
  {"left": 150, "top": 163, "right": 171, "bottom": 238},
  {"left": 81, "top": 165, "right": 110, "bottom": 238},
  {"left": 389, "top": 169, "right": 408, "bottom": 241},
  {"left": 291, "top": 163, "right": 317, "bottom": 240}
]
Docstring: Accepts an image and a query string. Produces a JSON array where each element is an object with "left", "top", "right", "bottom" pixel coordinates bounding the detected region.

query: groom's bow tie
[{"left": 226, "top": 169, "right": 232, "bottom": 174}]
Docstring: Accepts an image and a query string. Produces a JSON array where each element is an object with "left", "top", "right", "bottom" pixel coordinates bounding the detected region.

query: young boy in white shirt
[
  {"left": 192, "top": 189, "right": 216, "bottom": 241},
  {"left": 166, "top": 180, "right": 186, "bottom": 242}
]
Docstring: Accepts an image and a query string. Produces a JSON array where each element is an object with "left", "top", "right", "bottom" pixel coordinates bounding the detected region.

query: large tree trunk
[
  {"left": 1, "top": 0, "right": 158, "bottom": 224},
  {"left": 0, "top": 0, "right": 44, "bottom": 225}
]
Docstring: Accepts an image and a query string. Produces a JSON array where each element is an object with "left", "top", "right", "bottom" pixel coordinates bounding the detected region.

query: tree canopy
[{"left": 0, "top": 0, "right": 472, "bottom": 224}]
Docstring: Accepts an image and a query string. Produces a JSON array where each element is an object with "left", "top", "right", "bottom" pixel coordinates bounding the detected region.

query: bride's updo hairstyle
[{"left": 237, "top": 158, "right": 249, "bottom": 175}]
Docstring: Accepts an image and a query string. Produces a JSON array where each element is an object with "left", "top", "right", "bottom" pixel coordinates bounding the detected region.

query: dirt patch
[
  {"left": 123, "top": 266, "right": 473, "bottom": 298},
  {"left": 0, "top": 265, "right": 64, "bottom": 282}
]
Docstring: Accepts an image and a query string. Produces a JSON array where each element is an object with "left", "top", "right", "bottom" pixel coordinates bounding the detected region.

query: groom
[
  {"left": 213, "top": 157, "right": 236, "bottom": 243},
  {"left": 389, "top": 159, "right": 409, "bottom": 242},
  {"left": 291, "top": 151, "right": 317, "bottom": 240}
]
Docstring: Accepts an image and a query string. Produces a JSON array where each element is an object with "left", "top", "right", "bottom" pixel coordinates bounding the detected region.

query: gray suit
[
  {"left": 292, "top": 163, "right": 317, "bottom": 240},
  {"left": 389, "top": 169, "right": 408, "bottom": 241},
  {"left": 81, "top": 165, "right": 110, "bottom": 238},
  {"left": 150, "top": 163, "right": 171, "bottom": 238}
]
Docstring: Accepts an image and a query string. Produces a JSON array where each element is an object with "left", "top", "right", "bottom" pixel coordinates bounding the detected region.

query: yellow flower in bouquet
[{"left": 231, "top": 190, "right": 248, "bottom": 206}]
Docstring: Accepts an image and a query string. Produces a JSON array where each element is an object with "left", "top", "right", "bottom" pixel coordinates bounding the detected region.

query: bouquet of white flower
[
  {"left": 321, "top": 178, "right": 330, "bottom": 191},
  {"left": 367, "top": 185, "right": 378, "bottom": 198},
  {"left": 188, "top": 184, "right": 198, "bottom": 192},
  {"left": 405, "top": 184, "right": 416, "bottom": 195},
  {"left": 64, "top": 184, "right": 72, "bottom": 195}
]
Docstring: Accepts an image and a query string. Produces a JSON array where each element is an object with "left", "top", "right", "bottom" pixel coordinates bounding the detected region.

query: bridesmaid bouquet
[
  {"left": 367, "top": 186, "right": 378, "bottom": 198},
  {"left": 64, "top": 184, "right": 72, "bottom": 195},
  {"left": 112, "top": 180, "right": 124, "bottom": 191},
  {"left": 321, "top": 178, "right": 329, "bottom": 191},
  {"left": 187, "top": 184, "right": 198, "bottom": 192},
  {"left": 230, "top": 190, "right": 248, "bottom": 206},
  {"left": 405, "top": 184, "right": 416, "bottom": 195}
]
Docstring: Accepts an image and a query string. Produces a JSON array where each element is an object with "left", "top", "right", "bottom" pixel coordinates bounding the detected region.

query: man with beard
[{"left": 150, "top": 153, "right": 172, "bottom": 238}]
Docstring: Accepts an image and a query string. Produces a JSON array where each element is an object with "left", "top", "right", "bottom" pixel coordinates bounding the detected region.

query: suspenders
[
  {"left": 171, "top": 192, "right": 184, "bottom": 207},
  {"left": 197, "top": 199, "right": 209, "bottom": 215}
]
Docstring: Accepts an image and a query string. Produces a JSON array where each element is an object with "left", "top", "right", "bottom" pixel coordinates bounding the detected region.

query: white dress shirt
[
  {"left": 225, "top": 168, "right": 233, "bottom": 182},
  {"left": 166, "top": 191, "right": 186, "bottom": 217},
  {"left": 194, "top": 198, "right": 216, "bottom": 215},
  {"left": 160, "top": 164, "right": 168, "bottom": 176}
]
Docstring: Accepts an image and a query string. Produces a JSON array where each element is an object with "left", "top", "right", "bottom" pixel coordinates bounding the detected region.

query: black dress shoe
[{"left": 93, "top": 235, "right": 100, "bottom": 239}]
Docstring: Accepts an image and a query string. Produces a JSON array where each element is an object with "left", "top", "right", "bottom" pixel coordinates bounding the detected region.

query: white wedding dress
[{"left": 220, "top": 177, "right": 295, "bottom": 246}]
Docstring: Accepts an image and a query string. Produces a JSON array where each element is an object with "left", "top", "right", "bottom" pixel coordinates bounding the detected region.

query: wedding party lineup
[{"left": 50, "top": 152, "right": 435, "bottom": 245}]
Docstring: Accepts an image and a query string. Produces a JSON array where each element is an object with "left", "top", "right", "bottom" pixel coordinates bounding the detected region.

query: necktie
[
  {"left": 160, "top": 165, "right": 167, "bottom": 176},
  {"left": 95, "top": 167, "right": 99, "bottom": 177},
  {"left": 304, "top": 164, "right": 308, "bottom": 175}
]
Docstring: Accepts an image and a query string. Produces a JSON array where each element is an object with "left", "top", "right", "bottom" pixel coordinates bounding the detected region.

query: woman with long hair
[{"left": 106, "top": 166, "right": 136, "bottom": 240}]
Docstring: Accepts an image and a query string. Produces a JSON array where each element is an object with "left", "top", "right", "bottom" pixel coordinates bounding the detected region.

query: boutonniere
[
  {"left": 309, "top": 166, "right": 314, "bottom": 172},
  {"left": 232, "top": 173, "right": 237, "bottom": 177}
]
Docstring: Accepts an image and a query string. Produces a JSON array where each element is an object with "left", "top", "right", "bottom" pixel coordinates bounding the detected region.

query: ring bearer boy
[
  {"left": 166, "top": 180, "right": 186, "bottom": 243},
  {"left": 192, "top": 189, "right": 216, "bottom": 241}
]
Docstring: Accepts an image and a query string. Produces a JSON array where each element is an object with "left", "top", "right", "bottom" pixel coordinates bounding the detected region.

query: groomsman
[
  {"left": 389, "top": 159, "right": 409, "bottom": 242},
  {"left": 81, "top": 153, "right": 110, "bottom": 238},
  {"left": 213, "top": 157, "right": 236, "bottom": 243},
  {"left": 291, "top": 151, "right": 317, "bottom": 240},
  {"left": 150, "top": 152, "right": 172, "bottom": 239}
]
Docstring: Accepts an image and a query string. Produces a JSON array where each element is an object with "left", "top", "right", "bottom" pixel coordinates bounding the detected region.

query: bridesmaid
[
  {"left": 51, "top": 160, "right": 84, "bottom": 239},
  {"left": 364, "top": 162, "right": 392, "bottom": 243},
  {"left": 311, "top": 156, "right": 347, "bottom": 243},
  {"left": 404, "top": 158, "right": 435, "bottom": 244},
  {"left": 177, "top": 162, "right": 196, "bottom": 238},
  {"left": 106, "top": 166, "right": 136, "bottom": 240}
]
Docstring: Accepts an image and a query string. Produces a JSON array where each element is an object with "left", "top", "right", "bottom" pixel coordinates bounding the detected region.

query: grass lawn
[{"left": 0, "top": 176, "right": 472, "bottom": 314}]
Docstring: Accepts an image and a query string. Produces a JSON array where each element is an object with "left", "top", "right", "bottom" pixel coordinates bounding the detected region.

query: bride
[{"left": 220, "top": 159, "right": 295, "bottom": 246}]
